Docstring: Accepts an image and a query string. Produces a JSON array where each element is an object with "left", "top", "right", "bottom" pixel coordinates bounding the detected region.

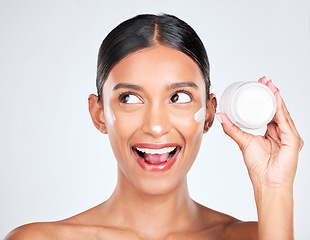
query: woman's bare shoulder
[
  {"left": 4, "top": 204, "right": 103, "bottom": 240},
  {"left": 4, "top": 222, "right": 61, "bottom": 240},
  {"left": 4, "top": 220, "right": 106, "bottom": 240},
  {"left": 196, "top": 203, "right": 258, "bottom": 240},
  {"left": 4, "top": 220, "right": 141, "bottom": 240}
]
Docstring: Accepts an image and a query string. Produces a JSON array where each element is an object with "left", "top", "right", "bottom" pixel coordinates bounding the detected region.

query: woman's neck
[{"left": 101, "top": 168, "right": 199, "bottom": 238}]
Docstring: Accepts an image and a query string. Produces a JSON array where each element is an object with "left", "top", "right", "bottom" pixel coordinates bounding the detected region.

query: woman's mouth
[
  {"left": 132, "top": 145, "right": 181, "bottom": 172},
  {"left": 136, "top": 146, "right": 177, "bottom": 165}
]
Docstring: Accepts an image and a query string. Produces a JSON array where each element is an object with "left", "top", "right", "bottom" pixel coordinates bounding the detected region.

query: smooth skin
[{"left": 5, "top": 46, "right": 303, "bottom": 240}]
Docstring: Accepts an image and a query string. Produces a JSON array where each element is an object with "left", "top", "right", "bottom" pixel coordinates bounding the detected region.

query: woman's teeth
[
  {"left": 134, "top": 146, "right": 180, "bottom": 166},
  {"left": 135, "top": 147, "right": 176, "bottom": 155}
]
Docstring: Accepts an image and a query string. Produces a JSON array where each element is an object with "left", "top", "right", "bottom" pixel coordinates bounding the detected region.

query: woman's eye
[
  {"left": 119, "top": 93, "right": 142, "bottom": 104},
  {"left": 170, "top": 92, "right": 191, "bottom": 103}
]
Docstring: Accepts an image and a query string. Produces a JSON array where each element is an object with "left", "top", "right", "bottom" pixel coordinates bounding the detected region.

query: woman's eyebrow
[
  {"left": 167, "top": 82, "right": 199, "bottom": 90},
  {"left": 113, "top": 83, "right": 144, "bottom": 91}
]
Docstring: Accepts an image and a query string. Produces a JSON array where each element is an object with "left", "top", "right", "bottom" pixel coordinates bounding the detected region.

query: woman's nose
[{"left": 141, "top": 103, "right": 171, "bottom": 137}]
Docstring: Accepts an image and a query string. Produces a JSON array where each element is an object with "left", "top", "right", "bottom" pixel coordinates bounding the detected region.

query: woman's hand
[
  {"left": 216, "top": 77, "right": 303, "bottom": 189},
  {"left": 216, "top": 77, "right": 303, "bottom": 239}
]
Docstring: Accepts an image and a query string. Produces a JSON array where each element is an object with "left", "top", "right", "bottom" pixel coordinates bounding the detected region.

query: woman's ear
[
  {"left": 203, "top": 93, "right": 217, "bottom": 133},
  {"left": 88, "top": 94, "right": 107, "bottom": 134}
]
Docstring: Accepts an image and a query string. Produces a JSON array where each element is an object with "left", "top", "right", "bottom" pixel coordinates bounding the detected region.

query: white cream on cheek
[
  {"left": 194, "top": 107, "right": 205, "bottom": 123},
  {"left": 105, "top": 104, "right": 116, "bottom": 125},
  {"left": 152, "top": 125, "right": 162, "bottom": 133}
]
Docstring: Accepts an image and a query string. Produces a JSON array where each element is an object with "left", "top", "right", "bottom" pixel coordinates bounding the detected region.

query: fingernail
[{"left": 216, "top": 114, "right": 223, "bottom": 124}]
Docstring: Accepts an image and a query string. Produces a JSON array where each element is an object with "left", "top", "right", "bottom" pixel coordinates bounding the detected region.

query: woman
[{"left": 5, "top": 14, "right": 303, "bottom": 240}]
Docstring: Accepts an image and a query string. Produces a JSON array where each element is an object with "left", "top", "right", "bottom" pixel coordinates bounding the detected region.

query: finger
[
  {"left": 265, "top": 121, "right": 281, "bottom": 146},
  {"left": 258, "top": 77, "right": 303, "bottom": 151},
  {"left": 216, "top": 113, "right": 252, "bottom": 151},
  {"left": 258, "top": 76, "right": 268, "bottom": 85},
  {"left": 263, "top": 79, "right": 290, "bottom": 132},
  {"left": 271, "top": 88, "right": 293, "bottom": 135},
  {"left": 281, "top": 99, "right": 304, "bottom": 151},
  {"left": 266, "top": 79, "right": 279, "bottom": 94},
  {"left": 267, "top": 82, "right": 305, "bottom": 152},
  {"left": 281, "top": 98, "right": 301, "bottom": 137},
  {"left": 266, "top": 80, "right": 302, "bottom": 142}
]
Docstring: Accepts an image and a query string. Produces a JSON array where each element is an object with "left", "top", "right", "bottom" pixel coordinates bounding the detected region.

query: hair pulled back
[{"left": 96, "top": 13, "right": 210, "bottom": 102}]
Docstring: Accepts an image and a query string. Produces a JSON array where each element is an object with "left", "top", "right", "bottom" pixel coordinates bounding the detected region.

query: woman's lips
[{"left": 132, "top": 144, "right": 181, "bottom": 172}]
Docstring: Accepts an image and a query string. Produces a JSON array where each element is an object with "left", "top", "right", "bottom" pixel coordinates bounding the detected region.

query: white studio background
[{"left": 0, "top": 0, "right": 309, "bottom": 239}]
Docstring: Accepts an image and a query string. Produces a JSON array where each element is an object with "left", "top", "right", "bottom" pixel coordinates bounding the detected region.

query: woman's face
[{"left": 90, "top": 45, "right": 216, "bottom": 195}]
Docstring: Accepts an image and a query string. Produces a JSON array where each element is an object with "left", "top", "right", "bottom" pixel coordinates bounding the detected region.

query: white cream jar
[{"left": 220, "top": 82, "right": 277, "bottom": 129}]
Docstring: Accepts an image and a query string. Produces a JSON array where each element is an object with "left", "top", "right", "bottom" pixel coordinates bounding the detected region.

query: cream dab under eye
[{"left": 170, "top": 91, "right": 192, "bottom": 103}]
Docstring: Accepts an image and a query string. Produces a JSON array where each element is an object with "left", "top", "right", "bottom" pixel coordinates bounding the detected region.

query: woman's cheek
[
  {"left": 112, "top": 111, "right": 143, "bottom": 136},
  {"left": 104, "top": 101, "right": 141, "bottom": 135},
  {"left": 171, "top": 107, "right": 205, "bottom": 136},
  {"left": 171, "top": 107, "right": 204, "bottom": 172}
]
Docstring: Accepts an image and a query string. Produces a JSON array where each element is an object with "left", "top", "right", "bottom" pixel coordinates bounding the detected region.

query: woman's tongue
[{"left": 143, "top": 152, "right": 170, "bottom": 165}]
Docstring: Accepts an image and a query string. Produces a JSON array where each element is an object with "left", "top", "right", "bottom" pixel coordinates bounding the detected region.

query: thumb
[{"left": 216, "top": 113, "right": 252, "bottom": 151}]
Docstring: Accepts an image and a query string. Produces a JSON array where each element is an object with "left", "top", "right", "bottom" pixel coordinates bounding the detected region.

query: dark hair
[{"left": 96, "top": 13, "right": 210, "bottom": 102}]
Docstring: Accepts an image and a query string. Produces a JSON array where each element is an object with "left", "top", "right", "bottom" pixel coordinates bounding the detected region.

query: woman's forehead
[{"left": 105, "top": 45, "right": 205, "bottom": 87}]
